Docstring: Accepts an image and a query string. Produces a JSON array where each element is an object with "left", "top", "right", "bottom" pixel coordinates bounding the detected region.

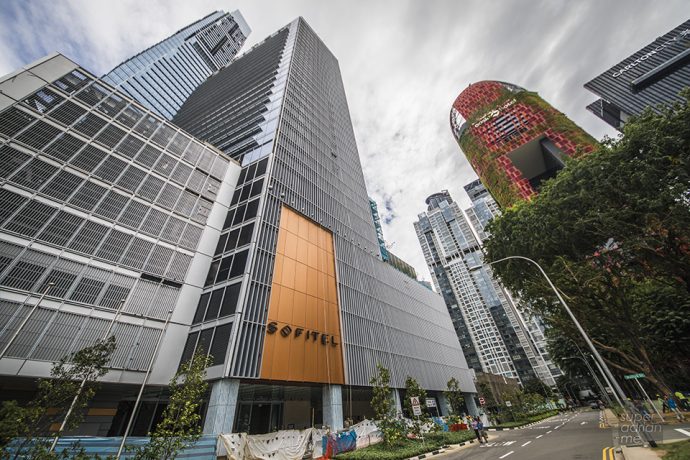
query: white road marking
[
  {"left": 554, "top": 426, "right": 560, "bottom": 430},
  {"left": 580, "top": 421, "right": 587, "bottom": 425},
  {"left": 499, "top": 451, "right": 514, "bottom": 459},
  {"left": 521, "top": 441, "right": 532, "bottom": 447},
  {"left": 675, "top": 428, "right": 690, "bottom": 437},
  {"left": 547, "top": 431, "right": 552, "bottom": 434},
  {"left": 504, "top": 441, "right": 515, "bottom": 446},
  {"left": 536, "top": 434, "right": 543, "bottom": 438}
]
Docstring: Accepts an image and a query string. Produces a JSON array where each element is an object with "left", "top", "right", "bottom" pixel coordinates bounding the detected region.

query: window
[
  {"left": 99, "top": 284, "right": 130, "bottom": 309},
  {"left": 48, "top": 101, "right": 87, "bottom": 127},
  {"left": 237, "top": 223, "right": 254, "bottom": 247},
  {"left": 69, "top": 277, "right": 105, "bottom": 304},
  {"left": 179, "top": 332, "right": 199, "bottom": 366},
  {"left": 116, "top": 166, "right": 147, "bottom": 194},
  {"left": 135, "top": 144, "right": 161, "bottom": 168},
  {"left": 11, "top": 159, "right": 58, "bottom": 190},
  {"left": 14, "top": 120, "right": 62, "bottom": 150},
  {"left": 94, "top": 156, "right": 127, "bottom": 182},
  {"left": 153, "top": 154, "right": 176, "bottom": 177},
  {"left": 94, "top": 124, "right": 126, "bottom": 149},
  {"left": 70, "top": 144, "right": 107, "bottom": 173},
  {"left": 155, "top": 183, "right": 181, "bottom": 210},
  {"left": 1, "top": 261, "right": 46, "bottom": 291},
  {"left": 215, "top": 255, "right": 233, "bottom": 283},
  {"left": 38, "top": 211, "right": 83, "bottom": 246},
  {"left": 205, "top": 289, "right": 223, "bottom": 321},
  {"left": 72, "top": 112, "right": 108, "bottom": 138},
  {"left": 24, "top": 88, "right": 63, "bottom": 113},
  {"left": 170, "top": 162, "right": 192, "bottom": 185},
  {"left": 133, "top": 115, "right": 161, "bottom": 139},
  {"left": 0, "top": 107, "right": 36, "bottom": 137},
  {"left": 97, "top": 230, "right": 133, "bottom": 262},
  {"left": 115, "top": 135, "right": 144, "bottom": 159},
  {"left": 41, "top": 170, "right": 83, "bottom": 201},
  {"left": 151, "top": 124, "right": 175, "bottom": 148},
  {"left": 161, "top": 217, "right": 185, "bottom": 244},
  {"left": 205, "top": 260, "right": 220, "bottom": 287},
  {"left": 3, "top": 200, "right": 55, "bottom": 237},
  {"left": 119, "top": 200, "right": 149, "bottom": 229},
  {"left": 244, "top": 199, "right": 259, "bottom": 221},
  {"left": 209, "top": 323, "right": 232, "bottom": 366},
  {"left": 0, "top": 145, "right": 31, "bottom": 179},
  {"left": 68, "top": 181, "right": 107, "bottom": 211},
  {"left": 174, "top": 191, "right": 197, "bottom": 216},
  {"left": 116, "top": 104, "right": 144, "bottom": 128},
  {"left": 167, "top": 133, "right": 190, "bottom": 157},
  {"left": 0, "top": 190, "right": 27, "bottom": 226},
  {"left": 94, "top": 191, "right": 128, "bottom": 221},
  {"left": 121, "top": 238, "right": 153, "bottom": 269},
  {"left": 52, "top": 70, "right": 91, "bottom": 94},
  {"left": 140, "top": 209, "right": 167, "bottom": 236},
  {"left": 197, "top": 328, "right": 213, "bottom": 355},
  {"left": 68, "top": 221, "right": 109, "bottom": 254},
  {"left": 75, "top": 83, "right": 109, "bottom": 107},
  {"left": 137, "top": 175, "right": 164, "bottom": 202},
  {"left": 220, "top": 283, "right": 241, "bottom": 317},
  {"left": 193, "top": 293, "right": 210, "bottom": 324},
  {"left": 96, "top": 94, "right": 127, "bottom": 118},
  {"left": 42, "top": 269, "right": 77, "bottom": 298},
  {"left": 228, "top": 250, "right": 248, "bottom": 279},
  {"left": 44, "top": 132, "right": 84, "bottom": 162},
  {"left": 214, "top": 233, "right": 228, "bottom": 256}
]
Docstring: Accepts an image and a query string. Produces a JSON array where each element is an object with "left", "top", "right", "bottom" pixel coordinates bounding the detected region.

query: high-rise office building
[
  {"left": 450, "top": 81, "right": 597, "bottom": 208},
  {"left": 172, "top": 18, "right": 476, "bottom": 434},
  {"left": 103, "top": 10, "right": 250, "bottom": 120},
  {"left": 462, "top": 180, "right": 561, "bottom": 385},
  {"left": 0, "top": 53, "right": 241, "bottom": 436},
  {"left": 584, "top": 19, "right": 690, "bottom": 130},
  {"left": 414, "top": 190, "right": 550, "bottom": 384},
  {"left": 369, "top": 197, "right": 417, "bottom": 279}
]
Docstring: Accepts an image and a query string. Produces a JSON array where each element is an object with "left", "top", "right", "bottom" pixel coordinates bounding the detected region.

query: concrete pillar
[
  {"left": 437, "top": 393, "right": 451, "bottom": 416},
  {"left": 390, "top": 388, "right": 403, "bottom": 417},
  {"left": 323, "top": 385, "right": 343, "bottom": 431},
  {"left": 203, "top": 379, "right": 240, "bottom": 434},
  {"left": 463, "top": 392, "right": 479, "bottom": 416}
]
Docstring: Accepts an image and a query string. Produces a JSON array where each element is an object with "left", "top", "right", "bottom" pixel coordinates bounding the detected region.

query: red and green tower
[{"left": 450, "top": 81, "right": 597, "bottom": 208}]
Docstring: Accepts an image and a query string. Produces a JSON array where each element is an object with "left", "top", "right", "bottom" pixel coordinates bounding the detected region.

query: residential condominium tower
[
  {"left": 173, "top": 18, "right": 476, "bottom": 434},
  {"left": 463, "top": 179, "right": 561, "bottom": 385},
  {"left": 450, "top": 81, "right": 597, "bottom": 208},
  {"left": 414, "top": 190, "right": 549, "bottom": 385},
  {"left": 103, "top": 10, "right": 250, "bottom": 120},
  {"left": 0, "top": 53, "right": 241, "bottom": 437}
]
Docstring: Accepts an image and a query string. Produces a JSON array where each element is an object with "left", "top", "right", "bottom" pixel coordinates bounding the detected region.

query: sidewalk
[{"left": 620, "top": 446, "right": 662, "bottom": 460}]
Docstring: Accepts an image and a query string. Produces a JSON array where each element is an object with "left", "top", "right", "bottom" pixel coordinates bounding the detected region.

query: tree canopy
[{"left": 484, "top": 92, "right": 690, "bottom": 394}]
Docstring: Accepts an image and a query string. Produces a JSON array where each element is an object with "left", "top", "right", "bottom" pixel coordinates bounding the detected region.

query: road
[{"left": 438, "top": 410, "right": 616, "bottom": 460}]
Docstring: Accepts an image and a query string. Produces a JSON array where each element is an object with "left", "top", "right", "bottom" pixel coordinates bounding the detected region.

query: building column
[
  {"left": 390, "top": 388, "right": 403, "bottom": 417},
  {"left": 323, "top": 384, "right": 343, "bottom": 431},
  {"left": 203, "top": 379, "right": 240, "bottom": 434},
  {"left": 463, "top": 392, "right": 479, "bottom": 416},
  {"left": 437, "top": 393, "right": 451, "bottom": 416}
]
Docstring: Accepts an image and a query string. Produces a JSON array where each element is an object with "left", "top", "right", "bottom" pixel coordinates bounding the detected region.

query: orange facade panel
[{"left": 260, "top": 206, "right": 345, "bottom": 385}]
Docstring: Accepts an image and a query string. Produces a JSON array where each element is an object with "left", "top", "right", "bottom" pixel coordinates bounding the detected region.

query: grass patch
[
  {"left": 494, "top": 410, "right": 558, "bottom": 428},
  {"left": 657, "top": 440, "right": 690, "bottom": 460},
  {"left": 333, "top": 431, "right": 475, "bottom": 460}
]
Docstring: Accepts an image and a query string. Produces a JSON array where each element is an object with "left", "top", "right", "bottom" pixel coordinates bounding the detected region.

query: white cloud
[{"left": 1, "top": 0, "right": 686, "bottom": 281}]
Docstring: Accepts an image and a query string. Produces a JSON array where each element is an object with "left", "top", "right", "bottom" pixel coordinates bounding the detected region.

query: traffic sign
[
  {"left": 412, "top": 405, "right": 422, "bottom": 416},
  {"left": 410, "top": 396, "right": 420, "bottom": 406},
  {"left": 479, "top": 397, "right": 486, "bottom": 406},
  {"left": 624, "top": 373, "right": 646, "bottom": 380},
  {"left": 505, "top": 400, "right": 512, "bottom": 407},
  {"left": 426, "top": 398, "right": 437, "bottom": 408}
]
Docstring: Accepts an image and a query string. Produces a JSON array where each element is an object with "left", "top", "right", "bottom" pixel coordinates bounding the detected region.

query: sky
[{"left": 0, "top": 0, "right": 687, "bottom": 282}]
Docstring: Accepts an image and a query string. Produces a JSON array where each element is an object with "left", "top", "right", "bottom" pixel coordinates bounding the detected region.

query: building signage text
[
  {"left": 472, "top": 98, "right": 517, "bottom": 128},
  {"left": 612, "top": 29, "right": 690, "bottom": 78},
  {"left": 266, "top": 321, "right": 339, "bottom": 346}
]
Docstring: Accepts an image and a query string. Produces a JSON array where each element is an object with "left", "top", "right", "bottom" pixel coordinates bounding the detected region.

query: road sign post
[{"left": 410, "top": 397, "right": 424, "bottom": 445}]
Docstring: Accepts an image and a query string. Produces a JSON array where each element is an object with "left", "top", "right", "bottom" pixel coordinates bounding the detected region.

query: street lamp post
[{"left": 469, "top": 255, "right": 656, "bottom": 446}]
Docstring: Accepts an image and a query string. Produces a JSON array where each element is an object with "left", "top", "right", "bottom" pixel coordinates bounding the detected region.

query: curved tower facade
[{"left": 450, "top": 81, "right": 597, "bottom": 208}]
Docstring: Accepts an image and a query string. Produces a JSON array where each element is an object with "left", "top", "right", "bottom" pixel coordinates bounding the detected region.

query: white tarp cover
[
  {"left": 310, "top": 428, "right": 327, "bottom": 458},
  {"left": 351, "top": 420, "right": 382, "bottom": 448},
  {"left": 221, "top": 433, "right": 248, "bottom": 460},
  {"left": 221, "top": 429, "right": 313, "bottom": 460}
]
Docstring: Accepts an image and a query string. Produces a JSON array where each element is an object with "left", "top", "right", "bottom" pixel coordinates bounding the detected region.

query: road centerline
[{"left": 499, "top": 451, "right": 515, "bottom": 459}]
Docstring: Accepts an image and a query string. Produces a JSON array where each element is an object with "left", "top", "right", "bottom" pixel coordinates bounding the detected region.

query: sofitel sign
[{"left": 266, "top": 321, "right": 339, "bottom": 346}]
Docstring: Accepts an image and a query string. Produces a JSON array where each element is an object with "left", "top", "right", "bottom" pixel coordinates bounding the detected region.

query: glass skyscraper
[
  {"left": 103, "top": 10, "right": 250, "bottom": 119},
  {"left": 414, "top": 189, "right": 553, "bottom": 385},
  {"left": 173, "top": 18, "right": 477, "bottom": 434}
]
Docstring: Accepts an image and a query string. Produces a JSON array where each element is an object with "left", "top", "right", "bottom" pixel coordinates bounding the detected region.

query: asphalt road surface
[{"left": 438, "top": 410, "right": 616, "bottom": 460}]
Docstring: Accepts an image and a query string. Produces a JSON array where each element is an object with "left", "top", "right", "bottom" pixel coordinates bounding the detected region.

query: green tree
[
  {"left": 402, "top": 376, "right": 427, "bottom": 418},
  {"left": 369, "top": 364, "right": 403, "bottom": 446},
  {"left": 484, "top": 92, "right": 690, "bottom": 394},
  {"left": 131, "top": 351, "right": 212, "bottom": 460},
  {"left": 0, "top": 337, "right": 116, "bottom": 459},
  {"left": 444, "top": 378, "right": 465, "bottom": 415},
  {"left": 521, "top": 379, "right": 552, "bottom": 399}
]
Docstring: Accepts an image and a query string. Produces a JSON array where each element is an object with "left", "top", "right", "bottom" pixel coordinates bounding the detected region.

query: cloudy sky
[{"left": 0, "top": 0, "right": 686, "bottom": 282}]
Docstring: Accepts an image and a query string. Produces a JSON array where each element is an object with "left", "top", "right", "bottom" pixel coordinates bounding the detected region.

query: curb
[
  {"left": 487, "top": 413, "right": 561, "bottom": 431},
  {"left": 406, "top": 439, "right": 477, "bottom": 460}
]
